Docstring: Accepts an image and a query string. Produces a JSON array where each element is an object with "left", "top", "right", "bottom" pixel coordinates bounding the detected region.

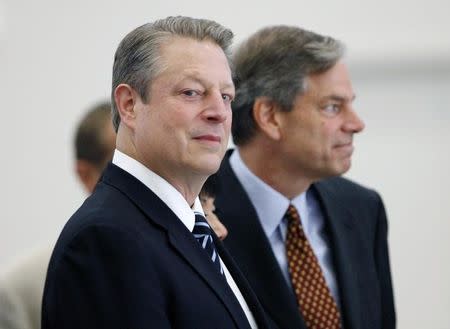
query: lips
[
  {"left": 193, "top": 134, "right": 221, "bottom": 143},
  {"left": 335, "top": 142, "right": 352, "bottom": 147},
  {"left": 334, "top": 143, "right": 354, "bottom": 154}
]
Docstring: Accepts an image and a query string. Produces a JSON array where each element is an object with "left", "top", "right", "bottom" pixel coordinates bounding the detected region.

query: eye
[
  {"left": 182, "top": 90, "right": 200, "bottom": 97},
  {"left": 322, "top": 104, "right": 340, "bottom": 116},
  {"left": 222, "top": 94, "right": 234, "bottom": 103}
]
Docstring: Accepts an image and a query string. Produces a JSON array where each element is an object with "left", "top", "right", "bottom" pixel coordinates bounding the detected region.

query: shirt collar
[
  {"left": 112, "top": 149, "right": 200, "bottom": 232},
  {"left": 230, "top": 150, "right": 307, "bottom": 237}
]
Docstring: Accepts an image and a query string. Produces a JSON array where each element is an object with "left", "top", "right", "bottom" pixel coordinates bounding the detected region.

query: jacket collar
[{"left": 313, "top": 180, "right": 362, "bottom": 329}]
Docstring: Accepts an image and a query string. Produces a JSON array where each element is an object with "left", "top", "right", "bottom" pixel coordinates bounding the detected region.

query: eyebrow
[
  {"left": 180, "top": 74, "right": 234, "bottom": 91},
  {"left": 321, "top": 94, "right": 356, "bottom": 103}
]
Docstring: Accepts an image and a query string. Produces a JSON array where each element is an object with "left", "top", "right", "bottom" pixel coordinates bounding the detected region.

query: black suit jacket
[
  {"left": 214, "top": 150, "right": 396, "bottom": 329},
  {"left": 42, "top": 163, "right": 271, "bottom": 329}
]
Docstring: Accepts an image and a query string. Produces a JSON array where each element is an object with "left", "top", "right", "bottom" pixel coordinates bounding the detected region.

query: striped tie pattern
[
  {"left": 285, "top": 205, "right": 341, "bottom": 329},
  {"left": 193, "top": 212, "right": 225, "bottom": 277}
]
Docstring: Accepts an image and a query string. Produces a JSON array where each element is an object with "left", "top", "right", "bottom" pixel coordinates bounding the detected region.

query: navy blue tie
[{"left": 193, "top": 211, "right": 225, "bottom": 277}]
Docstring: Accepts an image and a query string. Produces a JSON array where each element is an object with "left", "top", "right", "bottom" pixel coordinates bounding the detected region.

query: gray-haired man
[
  {"left": 214, "top": 26, "right": 396, "bottom": 329},
  {"left": 42, "top": 17, "right": 271, "bottom": 329}
]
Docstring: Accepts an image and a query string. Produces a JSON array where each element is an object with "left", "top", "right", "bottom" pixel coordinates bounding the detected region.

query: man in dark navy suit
[
  {"left": 214, "top": 26, "right": 396, "bottom": 329},
  {"left": 42, "top": 16, "right": 270, "bottom": 329}
]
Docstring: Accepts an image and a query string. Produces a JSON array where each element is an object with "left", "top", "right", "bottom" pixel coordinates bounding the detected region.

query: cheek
[
  {"left": 224, "top": 117, "right": 232, "bottom": 135},
  {"left": 159, "top": 111, "right": 192, "bottom": 139},
  {"left": 296, "top": 122, "right": 329, "bottom": 155},
  {"left": 317, "top": 120, "right": 335, "bottom": 141}
]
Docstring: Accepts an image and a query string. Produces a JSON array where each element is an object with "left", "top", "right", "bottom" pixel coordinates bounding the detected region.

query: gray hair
[
  {"left": 111, "top": 16, "right": 234, "bottom": 131},
  {"left": 231, "top": 25, "right": 345, "bottom": 146}
]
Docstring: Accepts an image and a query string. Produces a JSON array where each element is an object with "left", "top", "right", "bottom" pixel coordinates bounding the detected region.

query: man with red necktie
[{"left": 214, "top": 25, "right": 396, "bottom": 329}]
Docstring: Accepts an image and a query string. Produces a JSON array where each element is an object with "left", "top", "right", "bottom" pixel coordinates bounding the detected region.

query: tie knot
[
  {"left": 194, "top": 212, "right": 208, "bottom": 223},
  {"left": 193, "top": 212, "right": 212, "bottom": 234},
  {"left": 285, "top": 204, "right": 300, "bottom": 223}
]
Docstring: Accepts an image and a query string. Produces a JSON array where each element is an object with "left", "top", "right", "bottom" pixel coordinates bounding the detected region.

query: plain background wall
[{"left": 1, "top": 0, "right": 449, "bottom": 328}]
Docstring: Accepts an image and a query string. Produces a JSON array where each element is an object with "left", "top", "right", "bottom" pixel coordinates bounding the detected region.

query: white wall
[
  {"left": 1, "top": 0, "right": 449, "bottom": 328},
  {"left": 348, "top": 64, "right": 450, "bottom": 329}
]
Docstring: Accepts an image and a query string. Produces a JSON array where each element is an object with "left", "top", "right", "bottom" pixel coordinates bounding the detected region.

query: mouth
[
  {"left": 334, "top": 143, "right": 354, "bottom": 154},
  {"left": 193, "top": 134, "right": 222, "bottom": 143}
]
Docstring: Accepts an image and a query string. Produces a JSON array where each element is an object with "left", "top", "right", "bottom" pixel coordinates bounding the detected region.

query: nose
[
  {"left": 343, "top": 107, "right": 365, "bottom": 134},
  {"left": 202, "top": 92, "right": 229, "bottom": 124}
]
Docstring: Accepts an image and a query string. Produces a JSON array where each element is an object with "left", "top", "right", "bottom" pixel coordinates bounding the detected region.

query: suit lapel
[
  {"left": 214, "top": 235, "right": 272, "bottom": 329},
  {"left": 101, "top": 163, "right": 251, "bottom": 329},
  {"left": 166, "top": 227, "right": 251, "bottom": 329},
  {"left": 216, "top": 154, "right": 307, "bottom": 329},
  {"left": 313, "top": 181, "right": 362, "bottom": 329}
]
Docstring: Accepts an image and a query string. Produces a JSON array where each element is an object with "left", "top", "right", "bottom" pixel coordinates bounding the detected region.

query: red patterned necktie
[{"left": 285, "top": 204, "right": 341, "bottom": 329}]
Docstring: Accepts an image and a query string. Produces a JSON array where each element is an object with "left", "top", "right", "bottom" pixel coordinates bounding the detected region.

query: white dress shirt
[
  {"left": 113, "top": 150, "right": 257, "bottom": 328},
  {"left": 230, "top": 150, "right": 341, "bottom": 309}
]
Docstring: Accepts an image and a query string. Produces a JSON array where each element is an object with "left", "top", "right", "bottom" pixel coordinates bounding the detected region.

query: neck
[
  {"left": 238, "top": 139, "right": 313, "bottom": 200},
  {"left": 162, "top": 174, "right": 205, "bottom": 206}
]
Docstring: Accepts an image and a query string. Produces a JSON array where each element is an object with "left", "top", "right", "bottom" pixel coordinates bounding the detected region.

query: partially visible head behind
[
  {"left": 74, "top": 101, "right": 116, "bottom": 193},
  {"left": 200, "top": 174, "right": 228, "bottom": 240},
  {"left": 199, "top": 173, "right": 220, "bottom": 200},
  {"left": 231, "top": 25, "right": 345, "bottom": 146},
  {"left": 111, "top": 16, "right": 234, "bottom": 132}
]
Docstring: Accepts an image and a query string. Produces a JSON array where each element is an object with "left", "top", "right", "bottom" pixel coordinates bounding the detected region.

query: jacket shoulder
[{"left": 316, "top": 176, "right": 382, "bottom": 204}]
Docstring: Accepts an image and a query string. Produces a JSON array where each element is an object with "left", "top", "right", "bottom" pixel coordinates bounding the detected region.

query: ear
[
  {"left": 252, "top": 96, "right": 282, "bottom": 141},
  {"left": 114, "top": 84, "right": 138, "bottom": 130},
  {"left": 75, "top": 159, "right": 101, "bottom": 194}
]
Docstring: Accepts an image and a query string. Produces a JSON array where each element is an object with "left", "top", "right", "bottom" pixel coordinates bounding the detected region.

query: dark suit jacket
[
  {"left": 42, "top": 163, "right": 271, "bottom": 329},
  {"left": 214, "top": 150, "right": 396, "bottom": 329}
]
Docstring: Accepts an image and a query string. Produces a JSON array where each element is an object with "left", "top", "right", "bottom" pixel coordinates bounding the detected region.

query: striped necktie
[{"left": 193, "top": 212, "right": 225, "bottom": 277}]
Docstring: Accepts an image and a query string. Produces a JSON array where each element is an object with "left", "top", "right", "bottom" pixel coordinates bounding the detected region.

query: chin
[
  {"left": 319, "top": 161, "right": 351, "bottom": 179},
  {"left": 335, "top": 161, "right": 352, "bottom": 175},
  {"left": 195, "top": 157, "right": 222, "bottom": 175}
]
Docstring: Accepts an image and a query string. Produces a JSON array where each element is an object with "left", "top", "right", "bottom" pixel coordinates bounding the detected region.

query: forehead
[
  {"left": 305, "top": 61, "right": 354, "bottom": 99},
  {"left": 156, "top": 37, "right": 232, "bottom": 83}
]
